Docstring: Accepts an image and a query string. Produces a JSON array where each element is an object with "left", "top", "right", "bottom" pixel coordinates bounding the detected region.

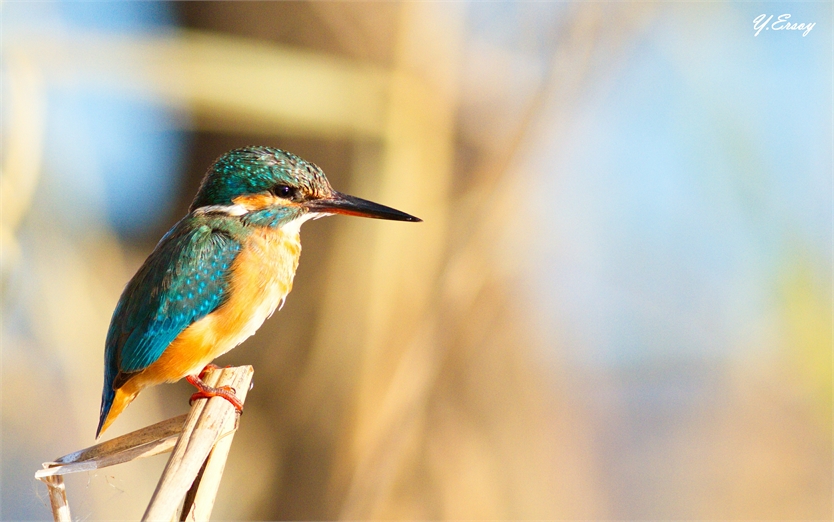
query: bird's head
[{"left": 190, "top": 147, "right": 420, "bottom": 228}]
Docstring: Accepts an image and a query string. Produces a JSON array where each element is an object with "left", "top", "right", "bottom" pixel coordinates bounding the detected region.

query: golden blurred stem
[
  {"left": 143, "top": 366, "right": 253, "bottom": 522},
  {"left": 8, "top": 31, "right": 390, "bottom": 139},
  {"left": 338, "top": 3, "right": 463, "bottom": 518}
]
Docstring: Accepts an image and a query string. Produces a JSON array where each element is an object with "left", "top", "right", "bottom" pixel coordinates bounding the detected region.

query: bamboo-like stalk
[
  {"left": 179, "top": 421, "right": 239, "bottom": 521},
  {"left": 39, "top": 475, "right": 71, "bottom": 522},
  {"left": 144, "top": 366, "right": 253, "bottom": 522}
]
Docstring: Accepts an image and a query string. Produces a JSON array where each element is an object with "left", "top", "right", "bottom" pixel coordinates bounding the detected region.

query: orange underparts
[{"left": 98, "top": 226, "right": 299, "bottom": 437}]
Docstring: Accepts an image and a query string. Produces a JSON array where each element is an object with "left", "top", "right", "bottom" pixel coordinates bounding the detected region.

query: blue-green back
[{"left": 101, "top": 215, "right": 242, "bottom": 410}]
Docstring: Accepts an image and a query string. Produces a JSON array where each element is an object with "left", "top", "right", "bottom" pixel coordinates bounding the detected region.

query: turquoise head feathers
[{"left": 189, "top": 146, "right": 421, "bottom": 226}]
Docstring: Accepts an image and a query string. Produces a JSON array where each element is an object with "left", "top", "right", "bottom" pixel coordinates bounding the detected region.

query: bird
[{"left": 97, "top": 146, "right": 420, "bottom": 438}]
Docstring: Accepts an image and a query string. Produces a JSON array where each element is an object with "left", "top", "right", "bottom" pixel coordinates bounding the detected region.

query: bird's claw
[{"left": 186, "top": 374, "right": 244, "bottom": 413}]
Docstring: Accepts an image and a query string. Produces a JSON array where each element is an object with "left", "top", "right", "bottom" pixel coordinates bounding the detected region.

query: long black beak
[{"left": 306, "top": 191, "right": 422, "bottom": 222}]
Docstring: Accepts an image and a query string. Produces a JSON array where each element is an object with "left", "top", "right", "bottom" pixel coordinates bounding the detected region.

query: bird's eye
[{"left": 273, "top": 185, "right": 294, "bottom": 199}]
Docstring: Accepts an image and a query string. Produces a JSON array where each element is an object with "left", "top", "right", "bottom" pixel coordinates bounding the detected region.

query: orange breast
[{"left": 127, "top": 226, "right": 302, "bottom": 391}]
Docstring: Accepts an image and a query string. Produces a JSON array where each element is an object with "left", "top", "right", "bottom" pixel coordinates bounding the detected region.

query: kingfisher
[{"left": 97, "top": 146, "right": 420, "bottom": 438}]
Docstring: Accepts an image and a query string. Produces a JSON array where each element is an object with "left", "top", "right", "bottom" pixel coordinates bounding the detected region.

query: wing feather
[{"left": 104, "top": 218, "right": 241, "bottom": 383}]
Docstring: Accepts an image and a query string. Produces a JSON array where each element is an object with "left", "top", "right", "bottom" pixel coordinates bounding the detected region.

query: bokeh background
[{"left": 2, "top": 1, "right": 831, "bottom": 520}]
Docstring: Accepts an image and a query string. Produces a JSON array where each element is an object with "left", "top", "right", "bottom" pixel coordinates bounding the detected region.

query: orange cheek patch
[{"left": 232, "top": 193, "right": 287, "bottom": 211}]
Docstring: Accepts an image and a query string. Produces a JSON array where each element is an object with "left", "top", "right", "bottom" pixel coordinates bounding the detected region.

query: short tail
[{"left": 96, "top": 387, "right": 137, "bottom": 439}]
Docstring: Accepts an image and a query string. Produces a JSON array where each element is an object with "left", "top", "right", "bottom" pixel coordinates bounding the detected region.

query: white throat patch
[
  {"left": 194, "top": 204, "right": 248, "bottom": 217},
  {"left": 193, "top": 205, "right": 328, "bottom": 233},
  {"left": 280, "top": 212, "right": 327, "bottom": 236}
]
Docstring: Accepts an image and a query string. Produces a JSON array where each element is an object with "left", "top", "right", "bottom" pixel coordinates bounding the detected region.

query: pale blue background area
[
  {"left": 525, "top": 2, "right": 831, "bottom": 366},
  {"left": 41, "top": 89, "right": 186, "bottom": 237},
  {"left": 518, "top": 3, "right": 831, "bottom": 513},
  {"left": 4, "top": 1, "right": 187, "bottom": 239}
]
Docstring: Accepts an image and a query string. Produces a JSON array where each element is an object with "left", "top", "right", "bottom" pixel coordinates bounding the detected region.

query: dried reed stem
[
  {"left": 39, "top": 475, "right": 71, "bottom": 522},
  {"left": 36, "top": 414, "right": 188, "bottom": 521},
  {"left": 143, "top": 365, "right": 253, "bottom": 522},
  {"left": 36, "top": 365, "right": 253, "bottom": 522},
  {"left": 36, "top": 414, "right": 187, "bottom": 479},
  {"left": 179, "top": 420, "right": 238, "bottom": 521}
]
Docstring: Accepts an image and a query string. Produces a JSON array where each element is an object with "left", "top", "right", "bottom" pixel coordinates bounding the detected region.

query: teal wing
[{"left": 99, "top": 217, "right": 241, "bottom": 432}]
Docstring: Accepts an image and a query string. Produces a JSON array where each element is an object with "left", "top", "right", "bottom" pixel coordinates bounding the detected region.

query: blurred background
[{"left": 2, "top": 1, "right": 831, "bottom": 519}]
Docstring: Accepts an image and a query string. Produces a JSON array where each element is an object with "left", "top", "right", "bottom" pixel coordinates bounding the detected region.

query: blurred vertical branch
[
  {"left": 1, "top": 53, "right": 45, "bottom": 286},
  {"left": 337, "top": 3, "right": 464, "bottom": 517},
  {"left": 290, "top": 3, "right": 656, "bottom": 519}
]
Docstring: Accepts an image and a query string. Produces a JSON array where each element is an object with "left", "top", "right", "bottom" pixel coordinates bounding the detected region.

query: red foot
[{"left": 186, "top": 373, "right": 243, "bottom": 413}]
